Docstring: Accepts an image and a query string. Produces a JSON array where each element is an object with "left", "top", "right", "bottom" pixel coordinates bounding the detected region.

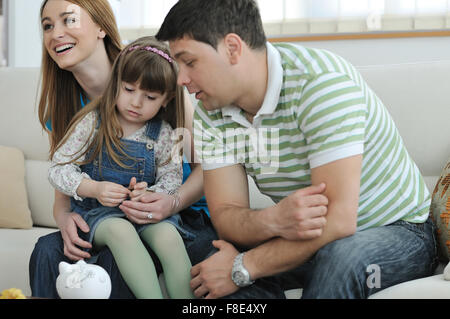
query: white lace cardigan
[{"left": 48, "top": 111, "right": 182, "bottom": 201}]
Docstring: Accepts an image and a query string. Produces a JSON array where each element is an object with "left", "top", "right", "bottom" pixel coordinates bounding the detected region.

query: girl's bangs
[{"left": 121, "top": 54, "right": 174, "bottom": 94}]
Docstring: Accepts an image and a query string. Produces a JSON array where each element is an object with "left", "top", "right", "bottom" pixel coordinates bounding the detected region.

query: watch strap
[{"left": 232, "top": 252, "right": 255, "bottom": 287}]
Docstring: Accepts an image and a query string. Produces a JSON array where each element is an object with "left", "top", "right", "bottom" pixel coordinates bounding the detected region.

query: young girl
[{"left": 48, "top": 36, "right": 195, "bottom": 299}]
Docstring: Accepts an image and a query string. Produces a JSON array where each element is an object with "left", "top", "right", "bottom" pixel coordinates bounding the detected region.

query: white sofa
[{"left": 0, "top": 62, "right": 449, "bottom": 298}]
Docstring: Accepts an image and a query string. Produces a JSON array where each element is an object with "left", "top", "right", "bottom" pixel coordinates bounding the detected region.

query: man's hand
[
  {"left": 55, "top": 211, "right": 92, "bottom": 261},
  {"left": 190, "top": 240, "right": 240, "bottom": 299},
  {"left": 271, "top": 183, "right": 328, "bottom": 241}
]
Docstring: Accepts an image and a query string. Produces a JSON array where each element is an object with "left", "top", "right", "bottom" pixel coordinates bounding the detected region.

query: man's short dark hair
[{"left": 156, "top": 0, "right": 267, "bottom": 50}]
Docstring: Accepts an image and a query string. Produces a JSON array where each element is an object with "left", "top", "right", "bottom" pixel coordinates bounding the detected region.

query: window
[
  {"left": 259, "top": 0, "right": 450, "bottom": 37},
  {"left": 112, "top": 0, "right": 178, "bottom": 43},
  {"left": 114, "top": 0, "right": 450, "bottom": 42},
  {"left": 0, "top": 0, "right": 5, "bottom": 67}
]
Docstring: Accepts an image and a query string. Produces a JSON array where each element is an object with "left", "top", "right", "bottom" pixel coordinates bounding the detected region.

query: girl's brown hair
[
  {"left": 38, "top": 0, "right": 122, "bottom": 157},
  {"left": 52, "top": 36, "right": 185, "bottom": 169}
]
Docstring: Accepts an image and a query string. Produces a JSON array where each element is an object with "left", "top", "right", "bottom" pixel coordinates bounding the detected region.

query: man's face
[{"left": 169, "top": 36, "right": 236, "bottom": 111}]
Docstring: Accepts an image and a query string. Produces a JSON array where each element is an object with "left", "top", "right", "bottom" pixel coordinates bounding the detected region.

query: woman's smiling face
[{"left": 41, "top": 0, "right": 105, "bottom": 70}]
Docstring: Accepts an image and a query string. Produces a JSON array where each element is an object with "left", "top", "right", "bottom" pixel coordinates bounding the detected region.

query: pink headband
[{"left": 127, "top": 45, "right": 173, "bottom": 63}]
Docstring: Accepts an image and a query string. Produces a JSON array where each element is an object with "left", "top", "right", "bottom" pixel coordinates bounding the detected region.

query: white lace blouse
[{"left": 48, "top": 111, "right": 182, "bottom": 201}]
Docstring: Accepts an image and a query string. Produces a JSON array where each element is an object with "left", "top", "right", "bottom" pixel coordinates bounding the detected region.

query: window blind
[{"left": 111, "top": 0, "right": 450, "bottom": 42}]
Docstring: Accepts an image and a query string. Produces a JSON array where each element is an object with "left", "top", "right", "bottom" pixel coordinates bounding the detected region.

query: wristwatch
[{"left": 231, "top": 253, "right": 255, "bottom": 287}]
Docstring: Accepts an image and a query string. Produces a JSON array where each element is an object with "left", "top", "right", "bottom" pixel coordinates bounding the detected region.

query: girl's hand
[
  {"left": 128, "top": 177, "right": 148, "bottom": 202},
  {"left": 94, "top": 181, "right": 130, "bottom": 207}
]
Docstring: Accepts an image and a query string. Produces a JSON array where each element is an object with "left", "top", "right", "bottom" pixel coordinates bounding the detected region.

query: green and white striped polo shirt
[{"left": 193, "top": 42, "right": 430, "bottom": 230}]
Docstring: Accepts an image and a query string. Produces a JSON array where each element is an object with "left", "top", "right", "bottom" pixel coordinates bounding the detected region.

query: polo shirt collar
[{"left": 222, "top": 42, "right": 283, "bottom": 122}]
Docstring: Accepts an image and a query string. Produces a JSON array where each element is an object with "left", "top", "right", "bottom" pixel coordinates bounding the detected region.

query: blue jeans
[
  {"left": 194, "top": 217, "right": 438, "bottom": 299},
  {"left": 272, "top": 216, "right": 438, "bottom": 298},
  {"left": 30, "top": 207, "right": 285, "bottom": 299},
  {"left": 29, "top": 208, "right": 217, "bottom": 299},
  {"left": 30, "top": 212, "right": 437, "bottom": 299}
]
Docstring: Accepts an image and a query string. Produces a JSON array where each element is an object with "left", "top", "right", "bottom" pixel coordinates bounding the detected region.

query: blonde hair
[
  {"left": 52, "top": 36, "right": 185, "bottom": 170},
  {"left": 38, "top": 0, "right": 122, "bottom": 157}
]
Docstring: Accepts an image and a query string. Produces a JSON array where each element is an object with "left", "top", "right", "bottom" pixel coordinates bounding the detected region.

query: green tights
[{"left": 93, "top": 218, "right": 195, "bottom": 299}]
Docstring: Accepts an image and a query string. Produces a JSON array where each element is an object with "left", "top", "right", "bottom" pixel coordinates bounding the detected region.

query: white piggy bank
[{"left": 56, "top": 260, "right": 112, "bottom": 299}]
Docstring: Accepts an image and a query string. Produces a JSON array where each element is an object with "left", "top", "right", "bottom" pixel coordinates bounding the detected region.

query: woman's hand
[
  {"left": 53, "top": 191, "right": 92, "bottom": 261},
  {"left": 119, "top": 191, "right": 176, "bottom": 225},
  {"left": 54, "top": 211, "right": 92, "bottom": 261}
]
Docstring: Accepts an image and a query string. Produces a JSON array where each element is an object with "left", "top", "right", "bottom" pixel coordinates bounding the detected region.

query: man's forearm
[
  {"left": 211, "top": 204, "right": 277, "bottom": 248},
  {"left": 244, "top": 223, "right": 340, "bottom": 280},
  {"left": 210, "top": 183, "right": 330, "bottom": 248},
  {"left": 244, "top": 202, "right": 357, "bottom": 280},
  {"left": 242, "top": 156, "right": 362, "bottom": 279}
]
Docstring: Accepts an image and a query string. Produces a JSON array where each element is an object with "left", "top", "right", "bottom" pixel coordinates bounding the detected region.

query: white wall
[
  {"left": 6, "top": 0, "right": 120, "bottom": 68},
  {"left": 0, "top": 15, "right": 5, "bottom": 66},
  {"left": 7, "top": 0, "right": 42, "bottom": 67},
  {"left": 294, "top": 36, "right": 450, "bottom": 67}
]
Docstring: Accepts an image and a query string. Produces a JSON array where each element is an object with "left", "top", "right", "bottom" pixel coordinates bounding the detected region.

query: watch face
[{"left": 233, "top": 271, "right": 245, "bottom": 284}]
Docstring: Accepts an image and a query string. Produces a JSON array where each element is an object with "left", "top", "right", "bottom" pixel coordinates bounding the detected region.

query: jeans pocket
[
  {"left": 391, "top": 219, "right": 425, "bottom": 239},
  {"left": 399, "top": 217, "right": 440, "bottom": 272}
]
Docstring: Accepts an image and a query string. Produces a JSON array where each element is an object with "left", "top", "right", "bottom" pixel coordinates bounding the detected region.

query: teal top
[{"left": 46, "top": 94, "right": 89, "bottom": 131}]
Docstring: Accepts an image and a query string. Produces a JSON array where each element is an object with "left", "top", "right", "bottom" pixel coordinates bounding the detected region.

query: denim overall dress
[{"left": 70, "top": 118, "right": 196, "bottom": 251}]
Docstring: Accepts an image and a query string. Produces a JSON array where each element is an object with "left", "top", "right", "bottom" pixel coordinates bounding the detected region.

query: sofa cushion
[
  {"left": 0, "top": 146, "right": 33, "bottom": 229},
  {"left": 430, "top": 158, "right": 450, "bottom": 262},
  {"left": 25, "top": 160, "right": 57, "bottom": 228},
  {"left": 369, "top": 274, "right": 450, "bottom": 299}
]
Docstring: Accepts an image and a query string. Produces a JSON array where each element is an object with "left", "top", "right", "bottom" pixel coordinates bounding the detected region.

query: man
[{"left": 156, "top": 0, "right": 437, "bottom": 299}]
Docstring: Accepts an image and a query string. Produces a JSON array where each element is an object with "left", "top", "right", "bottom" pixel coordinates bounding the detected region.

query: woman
[{"left": 30, "top": 0, "right": 216, "bottom": 299}]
